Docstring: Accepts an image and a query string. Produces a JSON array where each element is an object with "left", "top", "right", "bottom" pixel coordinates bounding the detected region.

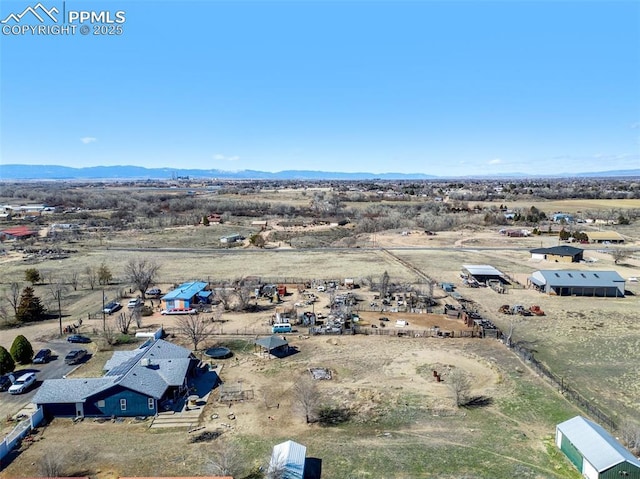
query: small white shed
[{"left": 268, "top": 439, "right": 306, "bottom": 479}]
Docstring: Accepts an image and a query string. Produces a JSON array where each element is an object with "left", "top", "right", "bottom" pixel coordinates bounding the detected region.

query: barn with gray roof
[
  {"left": 528, "top": 270, "right": 625, "bottom": 297},
  {"left": 530, "top": 245, "right": 584, "bottom": 263},
  {"left": 33, "top": 339, "right": 197, "bottom": 418},
  {"left": 556, "top": 416, "right": 640, "bottom": 479}
]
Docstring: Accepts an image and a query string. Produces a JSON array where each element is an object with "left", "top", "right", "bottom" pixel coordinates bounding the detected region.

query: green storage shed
[{"left": 556, "top": 416, "right": 640, "bottom": 479}]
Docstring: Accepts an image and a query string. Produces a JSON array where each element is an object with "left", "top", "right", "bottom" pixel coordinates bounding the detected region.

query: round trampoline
[{"left": 204, "top": 347, "right": 233, "bottom": 359}]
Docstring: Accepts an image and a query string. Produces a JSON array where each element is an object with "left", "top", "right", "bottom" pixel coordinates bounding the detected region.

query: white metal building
[
  {"left": 556, "top": 416, "right": 640, "bottom": 479},
  {"left": 529, "top": 270, "right": 625, "bottom": 297},
  {"left": 268, "top": 440, "right": 307, "bottom": 479}
]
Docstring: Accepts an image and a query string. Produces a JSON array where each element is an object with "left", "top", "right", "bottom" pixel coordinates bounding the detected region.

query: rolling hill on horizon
[{"left": 1, "top": 164, "right": 639, "bottom": 181}]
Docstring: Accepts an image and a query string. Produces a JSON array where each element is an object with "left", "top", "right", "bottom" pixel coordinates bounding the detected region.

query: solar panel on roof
[{"left": 106, "top": 350, "right": 145, "bottom": 377}]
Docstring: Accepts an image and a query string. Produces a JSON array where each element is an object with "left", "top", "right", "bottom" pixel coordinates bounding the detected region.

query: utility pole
[
  {"left": 102, "top": 288, "right": 106, "bottom": 331},
  {"left": 57, "top": 290, "right": 62, "bottom": 336}
]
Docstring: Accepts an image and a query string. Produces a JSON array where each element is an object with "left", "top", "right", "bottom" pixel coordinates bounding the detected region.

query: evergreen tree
[
  {"left": 16, "top": 286, "right": 46, "bottom": 323},
  {"left": 249, "top": 233, "right": 265, "bottom": 248},
  {"left": 0, "top": 345, "right": 15, "bottom": 375},
  {"left": 24, "top": 268, "right": 41, "bottom": 285},
  {"left": 10, "top": 335, "right": 34, "bottom": 364}
]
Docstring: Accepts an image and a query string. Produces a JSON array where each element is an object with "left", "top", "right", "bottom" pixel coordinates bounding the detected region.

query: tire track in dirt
[
  {"left": 380, "top": 249, "right": 434, "bottom": 283},
  {"left": 394, "top": 429, "right": 566, "bottom": 478}
]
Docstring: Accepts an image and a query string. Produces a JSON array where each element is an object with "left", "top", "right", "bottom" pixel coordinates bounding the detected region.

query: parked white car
[
  {"left": 127, "top": 297, "right": 143, "bottom": 309},
  {"left": 8, "top": 372, "right": 36, "bottom": 395}
]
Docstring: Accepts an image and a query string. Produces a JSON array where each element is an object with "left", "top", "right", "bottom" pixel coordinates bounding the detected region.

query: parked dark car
[
  {"left": 0, "top": 375, "right": 12, "bottom": 392},
  {"left": 33, "top": 348, "right": 52, "bottom": 364},
  {"left": 145, "top": 287, "right": 162, "bottom": 297},
  {"left": 67, "top": 334, "right": 91, "bottom": 343},
  {"left": 102, "top": 301, "right": 121, "bottom": 314},
  {"left": 64, "top": 349, "right": 87, "bottom": 365}
]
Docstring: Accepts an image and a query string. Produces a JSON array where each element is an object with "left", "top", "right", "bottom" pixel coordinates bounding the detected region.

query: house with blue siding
[
  {"left": 33, "top": 339, "right": 197, "bottom": 418},
  {"left": 161, "top": 281, "right": 211, "bottom": 311}
]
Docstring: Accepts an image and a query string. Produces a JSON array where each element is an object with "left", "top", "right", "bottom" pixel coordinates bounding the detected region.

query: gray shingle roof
[
  {"left": 33, "top": 377, "right": 116, "bottom": 404},
  {"left": 119, "top": 358, "right": 192, "bottom": 399},
  {"left": 35, "top": 339, "right": 194, "bottom": 404},
  {"left": 557, "top": 416, "right": 640, "bottom": 472}
]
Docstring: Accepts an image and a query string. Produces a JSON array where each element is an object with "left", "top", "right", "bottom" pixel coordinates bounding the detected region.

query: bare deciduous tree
[
  {"left": 175, "top": 313, "right": 213, "bottom": 351},
  {"left": 380, "top": 270, "right": 390, "bottom": 298},
  {"left": 619, "top": 420, "right": 640, "bottom": 455},
  {"left": 37, "top": 447, "right": 67, "bottom": 477},
  {"left": 103, "top": 321, "right": 117, "bottom": 345},
  {"left": 235, "top": 286, "right": 254, "bottom": 311},
  {"left": 124, "top": 259, "right": 160, "bottom": 299},
  {"left": 42, "top": 269, "right": 55, "bottom": 286},
  {"left": 211, "top": 303, "right": 224, "bottom": 322},
  {"left": 611, "top": 247, "right": 631, "bottom": 265},
  {"left": 215, "top": 288, "right": 233, "bottom": 311},
  {"left": 69, "top": 270, "right": 80, "bottom": 291},
  {"left": 266, "top": 453, "right": 288, "bottom": 479},
  {"left": 0, "top": 303, "right": 10, "bottom": 327},
  {"left": 504, "top": 318, "right": 517, "bottom": 348},
  {"left": 292, "top": 375, "right": 320, "bottom": 424},
  {"left": 98, "top": 262, "right": 112, "bottom": 286},
  {"left": 206, "top": 437, "right": 246, "bottom": 478},
  {"left": 6, "top": 282, "right": 21, "bottom": 317},
  {"left": 115, "top": 310, "right": 136, "bottom": 335},
  {"left": 85, "top": 266, "right": 97, "bottom": 290},
  {"left": 363, "top": 275, "right": 375, "bottom": 290},
  {"left": 447, "top": 369, "right": 471, "bottom": 407}
]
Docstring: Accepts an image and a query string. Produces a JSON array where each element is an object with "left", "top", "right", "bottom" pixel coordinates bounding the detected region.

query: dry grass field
[
  {"left": 1, "top": 334, "right": 583, "bottom": 479},
  {"left": 1, "top": 194, "right": 639, "bottom": 478},
  {"left": 389, "top": 246, "right": 640, "bottom": 423}
]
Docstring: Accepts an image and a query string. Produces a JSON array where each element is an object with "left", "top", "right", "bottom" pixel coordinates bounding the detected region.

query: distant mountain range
[{"left": 1, "top": 164, "right": 639, "bottom": 181}]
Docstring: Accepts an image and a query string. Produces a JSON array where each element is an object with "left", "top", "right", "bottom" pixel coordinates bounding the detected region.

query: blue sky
[{"left": 1, "top": 0, "right": 639, "bottom": 176}]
